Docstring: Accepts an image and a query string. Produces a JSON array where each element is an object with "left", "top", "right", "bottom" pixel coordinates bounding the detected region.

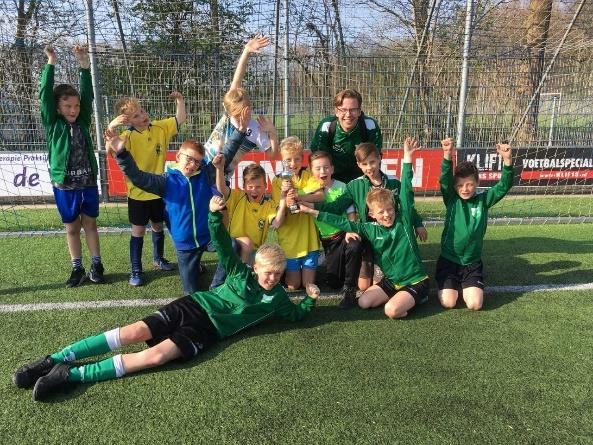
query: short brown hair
[
  {"left": 366, "top": 188, "right": 396, "bottom": 212},
  {"left": 115, "top": 97, "right": 141, "bottom": 116},
  {"left": 454, "top": 161, "right": 479, "bottom": 183},
  {"left": 279, "top": 136, "right": 304, "bottom": 157},
  {"left": 242, "top": 163, "right": 266, "bottom": 183},
  {"left": 180, "top": 139, "right": 205, "bottom": 156},
  {"left": 333, "top": 89, "right": 362, "bottom": 108},
  {"left": 54, "top": 84, "right": 79, "bottom": 103},
  {"left": 355, "top": 142, "right": 380, "bottom": 162},
  {"left": 309, "top": 151, "right": 332, "bottom": 166},
  {"left": 255, "top": 243, "right": 286, "bottom": 272},
  {"left": 223, "top": 88, "right": 251, "bottom": 118}
]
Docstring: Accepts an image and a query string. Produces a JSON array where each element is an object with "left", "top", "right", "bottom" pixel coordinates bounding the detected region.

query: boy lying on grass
[{"left": 13, "top": 196, "right": 319, "bottom": 402}]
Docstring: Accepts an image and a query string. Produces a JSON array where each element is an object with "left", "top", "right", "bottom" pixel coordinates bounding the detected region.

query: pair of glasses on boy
[{"left": 179, "top": 152, "right": 202, "bottom": 167}]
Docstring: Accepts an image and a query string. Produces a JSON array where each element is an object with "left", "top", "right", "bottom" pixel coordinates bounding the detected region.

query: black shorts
[
  {"left": 142, "top": 296, "right": 218, "bottom": 360},
  {"left": 359, "top": 239, "right": 374, "bottom": 279},
  {"left": 376, "top": 277, "right": 430, "bottom": 305},
  {"left": 128, "top": 197, "right": 165, "bottom": 226},
  {"left": 435, "top": 256, "right": 484, "bottom": 291}
]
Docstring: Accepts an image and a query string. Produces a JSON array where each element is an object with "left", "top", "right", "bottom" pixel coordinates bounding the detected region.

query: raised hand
[
  {"left": 496, "top": 142, "right": 512, "bottom": 166},
  {"left": 44, "top": 46, "right": 56, "bottom": 64},
  {"left": 170, "top": 91, "right": 183, "bottom": 101},
  {"left": 344, "top": 232, "right": 361, "bottom": 243},
  {"left": 441, "top": 137, "right": 454, "bottom": 160},
  {"left": 256, "top": 116, "right": 277, "bottom": 136},
  {"left": 209, "top": 195, "right": 226, "bottom": 213},
  {"left": 73, "top": 44, "right": 90, "bottom": 69},
  {"left": 245, "top": 34, "right": 271, "bottom": 54},
  {"left": 104, "top": 128, "right": 128, "bottom": 155},
  {"left": 403, "top": 137, "right": 420, "bottom": 163},
  {"left": 212, "top": 153, "right": 225, "bottom": 170},
  {"left": 305, "top": 283, "right": 320, "bottom": 299},
  {"left": 108, "top": 114, "right": 129, "bottom": 129},
  {"left": 237, "top": 105, "right": 251, "bottom": 133}
]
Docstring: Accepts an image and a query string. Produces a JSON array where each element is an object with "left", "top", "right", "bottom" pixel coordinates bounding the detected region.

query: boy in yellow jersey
[
  {"left": 107, "top": 92, "right": 186, "bottom": 286},
  {"left": 209, "top": 156, "right": 287, "bottom": 288},
  {"left": 271, "top": 137, "right": 324, "bottom": 291}
]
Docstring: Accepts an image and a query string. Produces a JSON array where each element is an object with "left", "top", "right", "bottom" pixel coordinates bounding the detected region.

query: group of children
[{"left": 13, "top": 38, "right": 514, "bottom": 401}]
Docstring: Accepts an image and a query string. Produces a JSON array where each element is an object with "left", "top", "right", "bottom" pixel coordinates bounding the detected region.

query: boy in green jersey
[
  {"left": 13, "top": 196, "right": 319, "bottom": 402},
  {"left": 436, "top": 138, "right": 513, "bottom": 311},
  {"left": 304, "top": 151, "right": 362, "bottom": 309},
  {"left": 301, "top": 138, "right": 429, "bottom": 319}
]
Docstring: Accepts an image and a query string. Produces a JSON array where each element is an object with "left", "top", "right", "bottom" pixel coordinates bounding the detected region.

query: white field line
[{"left": 1, "top": 282, "right": 592, "bottom": 313}]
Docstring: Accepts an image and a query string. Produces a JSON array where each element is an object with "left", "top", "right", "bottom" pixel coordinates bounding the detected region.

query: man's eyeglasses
[
  {"left": 336, "top": 107, "right": 361, "bottom": 115},
  {"left": 179, "top": 152, "right": 201, "bottom": 166}
]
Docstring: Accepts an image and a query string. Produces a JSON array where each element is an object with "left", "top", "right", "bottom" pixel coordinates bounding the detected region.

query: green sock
[
  {"left": 67, "top": 354, "right": 125, "bottom": 383},
  {"left": 50, "top": 329, "right": 120, "bottom": 363}
]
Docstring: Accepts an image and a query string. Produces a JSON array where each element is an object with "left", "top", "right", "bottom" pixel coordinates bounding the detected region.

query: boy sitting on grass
[
  {"left": 300, "top": 151, "right": 362, "bottom": 309},
  {"left": 13, "top": 196, "right": 320, "bottom": 402},
  {"left": 209, "top": 157, "right": 288, "bottom": 288},
  {"left": 300, "top": 138, "right": 429, "bottom": 319},
  {"left": 312, "top": 142, "right": 427, "bottom": 291},
  {"left": 107, "top": 92, "right": 186, "bottom": 287},
  {"left": 436, "top": 138, "right": 514, "bottom": 311}
]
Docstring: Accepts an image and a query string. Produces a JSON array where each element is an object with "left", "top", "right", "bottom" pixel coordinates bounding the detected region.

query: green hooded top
[
  {"left": 190, "top": 211, "right": 316, "bottom": 339},
  {"left": 39, "top": 64, "right": 98, "bottom": 185},
  {"left": 439, "top": 159, "right": 514, "bottom": 265}
]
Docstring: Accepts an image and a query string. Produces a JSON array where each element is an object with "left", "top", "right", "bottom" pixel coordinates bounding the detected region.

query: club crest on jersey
[
  {"left": 155, "top": 144, "right": 162, "bottom": 155},
  {"left": 258, "top": 218, "right": 265, "bottom": 230},
  {"left": 332, "top": 143, "right": 346, "bottom": 153},
  {"left": 471, "top": 206, "right": 481, "bottom": 218},
  {"left": 261, "top": 294, "right": 274, "bottom": 303}
]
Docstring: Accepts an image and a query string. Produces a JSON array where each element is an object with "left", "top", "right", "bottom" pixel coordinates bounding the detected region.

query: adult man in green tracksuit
[
  {"left": 13, "top": 196, "right": 319, "bottom": 401},
  {"left": 436, "top": 138, "right": 514, "bottom": 311},
  {"left": 310, "top": 89, "right": 382, "bottom": 183},
  {"left": 301, "top": 138, "right": 429, "bottom": 320}
]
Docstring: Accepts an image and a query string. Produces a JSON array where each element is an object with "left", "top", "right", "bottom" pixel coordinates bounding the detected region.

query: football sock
[
  {"left": 50, "top": 328, "right": 121, "bottom": 363},
  {"left": 68, "top": 354, "right": 125, "bottom": 383},
  {"left": 152, "top": 230, "right": 165, "bottom": 262},
  {"left": 130, "top": 236, "right": 144, "bottom": 273},
  {"left": 91, "top": 255, "right": 102, "bottom": 266},
  {"left": 71, "top": 258, "right": 83, "bottom": 269}
]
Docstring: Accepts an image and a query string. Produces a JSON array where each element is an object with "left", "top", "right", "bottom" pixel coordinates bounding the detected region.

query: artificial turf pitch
[{"left": 1, "top": 224, "right": 592, "bottom": 444}]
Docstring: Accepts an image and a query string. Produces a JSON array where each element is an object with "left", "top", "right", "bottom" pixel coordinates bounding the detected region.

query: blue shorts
[
  {"left": 53, "top": 186, "right": 100, "bottom": 224},
  {"left": 286, "top": 251, "right": 319, "bottom": 272}
]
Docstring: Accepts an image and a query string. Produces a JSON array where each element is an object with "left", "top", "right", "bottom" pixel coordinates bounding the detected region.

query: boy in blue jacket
[{"left": 104, "top": 125, "right": 245, "bottom": 294}]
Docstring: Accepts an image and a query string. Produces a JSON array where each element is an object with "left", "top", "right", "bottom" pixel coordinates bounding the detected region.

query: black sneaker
[
  {"left": 32, "top": 362, "right": 71, "bottom": 401},
  {"left": 66, "top": 267, "right": 86, "bottom": 288},
  {"left": 88, "top": 262, "right": 105, "bottom": 283},
  {"left": 13, "top": 356, "right": 55, "bottom": 388},
  {"left": 338, "top": 287, "right": 357, "bottom": 309}
]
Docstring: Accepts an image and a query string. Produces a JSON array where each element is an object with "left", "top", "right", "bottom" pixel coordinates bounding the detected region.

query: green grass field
[
  {"left": 1, "top": 224, "right": 593, "bottom": 444},
  {"left": 1, "top": 195, "right": 592, "bottom": 232}
]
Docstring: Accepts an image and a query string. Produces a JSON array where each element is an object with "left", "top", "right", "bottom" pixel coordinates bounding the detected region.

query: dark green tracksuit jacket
[
  {"left": 39, "top": 64, "right": 98, "bottom": 185},
  {"left": 440, "top": 159, "right": 514, "bottom": 265},
  {"left": 314, "top": 172, "right": 424, "bottom": 228},
  {"left": 191, "top": 212, "right": 316, "bottom": 339},
  {"left": 317, "top": 163, "right": 427, "bottom": 288}
]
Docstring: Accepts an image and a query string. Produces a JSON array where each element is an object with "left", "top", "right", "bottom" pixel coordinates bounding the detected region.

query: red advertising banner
[{"left": 106, "top": 148, "right": 445, "bottom": 197}]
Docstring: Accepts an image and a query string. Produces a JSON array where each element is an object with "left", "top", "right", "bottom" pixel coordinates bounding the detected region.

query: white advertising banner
[{"left": 0, "top": 152, "right": 101, "bottom": 197}]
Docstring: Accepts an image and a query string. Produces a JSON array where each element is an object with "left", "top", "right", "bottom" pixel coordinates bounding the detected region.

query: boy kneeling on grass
[{"left": 13, "top": 196, "right": 320, "bottom": 402}]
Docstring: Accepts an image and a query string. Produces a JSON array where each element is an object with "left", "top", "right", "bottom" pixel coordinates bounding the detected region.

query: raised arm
[
  {"left": 256, "top": 116, "right": 279, "bottom": 159},
  {"left": 105, "top": 129, "right": 167, "bottom": 196},
  {"left": 74, "top": 45, "right": 93, "bottom": 129},
  {"left": 399, "top": 137, "right": 419, "bottom": 223},
  {"left": 170, "top": 91, "right": 186, "bottom": 127},
  {"left": 212, "top": 154, "right": 230, "bottom": 199},
  {"left": 230, "top": 34, "right": 271, "bottom": 91},
  {"left": 208, "top": 196, "right": 244, "bottom": 277},
  {"left": 485, "top": 143, "right": 514, "bottom": 208},
  {"left": 39, "top": 46, "right": 57, "bottom": 126},
  {"left": 440, "top": 137, "right": 457, "bottom": 204}
]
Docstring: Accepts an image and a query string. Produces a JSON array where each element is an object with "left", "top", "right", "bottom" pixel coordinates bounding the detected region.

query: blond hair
[
  {"left": 279, "top": 136, "right": 304, "bottom": 157},
  {"left": 254, "top": 244, "right": 286, "bottom": 272},
  {"left": 114, "top": 97, "right": 141, "bottom": 116},
  {"left": 366, "top": 188, "right": 396, "bottom": 211},
  {"left": 223, "top": 88, "right": 251, "bottom": 118}
]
